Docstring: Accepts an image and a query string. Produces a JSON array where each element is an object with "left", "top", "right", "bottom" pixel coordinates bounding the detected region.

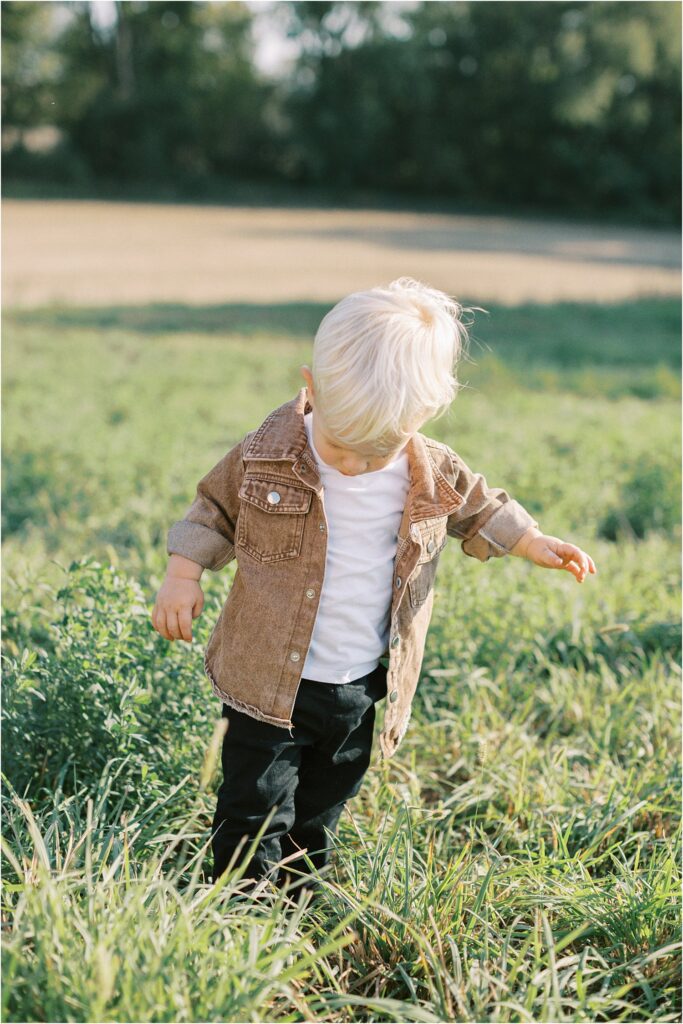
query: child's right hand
[{"left": 151, "top": 575, "right": 204, "bottom": 643}]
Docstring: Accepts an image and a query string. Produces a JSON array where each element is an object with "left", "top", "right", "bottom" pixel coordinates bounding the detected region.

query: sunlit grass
[{"left": 2, "top": 298, "right": 680, "bottom": 1021}]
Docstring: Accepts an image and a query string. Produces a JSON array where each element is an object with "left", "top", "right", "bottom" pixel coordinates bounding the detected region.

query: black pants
[{"left": 210, "top": 662, "right": 387, "bottom": 890}]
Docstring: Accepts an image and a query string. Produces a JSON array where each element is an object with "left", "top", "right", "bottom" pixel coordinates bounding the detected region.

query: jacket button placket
[{"left": 285, "top": 487, "right": 327, "bottom": 730}]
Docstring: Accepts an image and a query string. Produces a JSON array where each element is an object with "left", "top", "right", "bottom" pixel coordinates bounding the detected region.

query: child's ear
[{"left": 300, "top": 365, "right": 315, "bottom": 399}]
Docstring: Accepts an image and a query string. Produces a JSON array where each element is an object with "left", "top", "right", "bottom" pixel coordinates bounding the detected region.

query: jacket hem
[{"left": 203, "top": 652, "right": 294, "bottom": 731}]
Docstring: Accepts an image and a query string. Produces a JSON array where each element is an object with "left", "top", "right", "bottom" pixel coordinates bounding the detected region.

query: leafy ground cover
[{"left": 2, "top": 296, "right": 680, "bottom": 1021}]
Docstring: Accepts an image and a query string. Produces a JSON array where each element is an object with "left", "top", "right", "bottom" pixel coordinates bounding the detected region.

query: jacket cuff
[
  {"left": 462, "top": 500, "right": 538, "bottom": 562},
  {"left": 167, "top": 520, "right": 234, "bottom": 571}
]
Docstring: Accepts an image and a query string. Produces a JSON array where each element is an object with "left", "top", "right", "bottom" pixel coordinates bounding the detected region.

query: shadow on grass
[
  {"left": 6, "top": 297, "right": 681, "bottom": 371},
  {"left": 6, "top": 302, "right": 330, "bottom": 339}
]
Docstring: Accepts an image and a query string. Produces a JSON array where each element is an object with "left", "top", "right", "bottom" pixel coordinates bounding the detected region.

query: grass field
[{"left": 1, "top": 206, "right": 681, "bottom": 1022}]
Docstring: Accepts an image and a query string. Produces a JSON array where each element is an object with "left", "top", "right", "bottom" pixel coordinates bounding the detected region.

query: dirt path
[{"left": 3, "top": 199, "right": 679, "bottom": 308}]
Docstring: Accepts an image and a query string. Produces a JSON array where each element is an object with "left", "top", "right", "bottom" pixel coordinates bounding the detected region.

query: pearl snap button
[
  {"left": 395, "top": 576, "right": 402, "bottom": 588},
  {"left": 427, "top": 539, "right": 436, "bottom": 553},
  {"left": 267, "top": 491, "right": 281, "bottom": 505},
  {"left": 305, "top": 588, "right": 315, "bottom": 599},
  {"left": 289, "top": 651, "right": 300, "bottom": 662},
  {"left": 389, "top": 689, "right": 398, "bottom": 703},
  {"left": 391, "top": 635, "right": 400, "bottom": 648}
]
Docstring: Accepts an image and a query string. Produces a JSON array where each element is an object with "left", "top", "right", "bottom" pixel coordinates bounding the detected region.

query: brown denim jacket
[{"left": 166, "top": 387, "right": 538, "bottom": 760}]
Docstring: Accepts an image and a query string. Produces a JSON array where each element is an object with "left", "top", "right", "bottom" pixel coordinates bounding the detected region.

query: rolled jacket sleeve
[
  {"left": 445, "top": 451, "right": 538, "bottom": 562},
  {"left": 166, "top": 436, "right": 246, "bottom": 571}
]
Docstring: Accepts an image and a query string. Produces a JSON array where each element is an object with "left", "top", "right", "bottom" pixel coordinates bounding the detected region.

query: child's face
[
  {"left": 301, "top": 365, "right": 409, "bottom": 476},
  {"left": 312, "top": 415, "right": 407, "bottom": 476}
]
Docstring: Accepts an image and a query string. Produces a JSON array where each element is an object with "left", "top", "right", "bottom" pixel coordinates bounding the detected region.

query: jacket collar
[{"left": 242, "top": 388, "right": 463, "bottom": 523}]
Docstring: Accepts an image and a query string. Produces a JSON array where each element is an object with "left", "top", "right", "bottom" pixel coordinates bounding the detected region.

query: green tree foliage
[
  {"left": 1, "top": 0, "right": 680, "bottom": 221},
  {"left": 1, "top": 1, "right": 58, "bottom": 133},
  {"left": 3, "top": 0, "right": 275, "bottom": 188},
  {"left": 282, "top": 0, "right": 681, "bottom": 221}
]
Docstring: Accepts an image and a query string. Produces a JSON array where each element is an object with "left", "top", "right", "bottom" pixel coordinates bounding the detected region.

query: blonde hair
[{"left": 311, "top": 277, "right": 475, "bottom": 454}]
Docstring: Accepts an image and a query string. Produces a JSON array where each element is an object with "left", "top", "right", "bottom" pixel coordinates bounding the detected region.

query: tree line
[{"left": 2, "top": 0, "right": 680, "bottom": 223}]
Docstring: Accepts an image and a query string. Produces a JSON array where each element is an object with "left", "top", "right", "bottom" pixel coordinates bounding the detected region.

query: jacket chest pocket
[
  {"left": 236, "top": 477, "right": 312, "bottom": 563},
  {"left": 408, "top": 520, "right": 448, "bottom": 607}
]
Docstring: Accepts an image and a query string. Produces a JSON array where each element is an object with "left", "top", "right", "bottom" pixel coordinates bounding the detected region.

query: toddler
[{"left": 151, "top": 278, "right": 596, "bottom": 895}]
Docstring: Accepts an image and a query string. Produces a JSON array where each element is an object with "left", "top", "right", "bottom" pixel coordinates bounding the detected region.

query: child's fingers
[
  {"left": 159, "top": 608, "right": 178, "bottom": 641},
  {"left": 158, "top": 608, "right": 175, "bottom": 641},
  {"left": 151, "top": 605, "right": 166, "bottom": 638},
  {"left": 572, "top": 557, "right": 594, "bottom": 582},
  {"left": 558, "top": 544, "right": 592, "bottom": 580},
  {"left": 177, "top": 607, "right": 193, "bottom": 643},
  {"left": 152, "top": 607, "right": 167, "bottom": 639},
  {"left": 558, "top": 556, "right": 584, "bottom": 581},
  {"left": 573, "top": 553, "right": 589, "bottom": 579},
  {"left": 546, "top": 541, "right": 596, "bottom": 581},
  {"left": 168, "top": 609, "right": 185, "bottom": 641}
]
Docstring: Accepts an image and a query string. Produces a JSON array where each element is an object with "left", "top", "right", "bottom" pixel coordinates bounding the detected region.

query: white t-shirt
[{"left": 302, "top": 411, "right": 411, "bottom": 684}]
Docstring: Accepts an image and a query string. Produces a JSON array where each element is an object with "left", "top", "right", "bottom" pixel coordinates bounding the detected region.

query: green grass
[{"left": 2, "top": 297, "right": 681, "bottom": 1021}]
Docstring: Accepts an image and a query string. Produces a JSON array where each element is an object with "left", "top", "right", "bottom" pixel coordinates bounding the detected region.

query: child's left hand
[{"left": 523, "top": 534, "right": 597, "bottom": 583}]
